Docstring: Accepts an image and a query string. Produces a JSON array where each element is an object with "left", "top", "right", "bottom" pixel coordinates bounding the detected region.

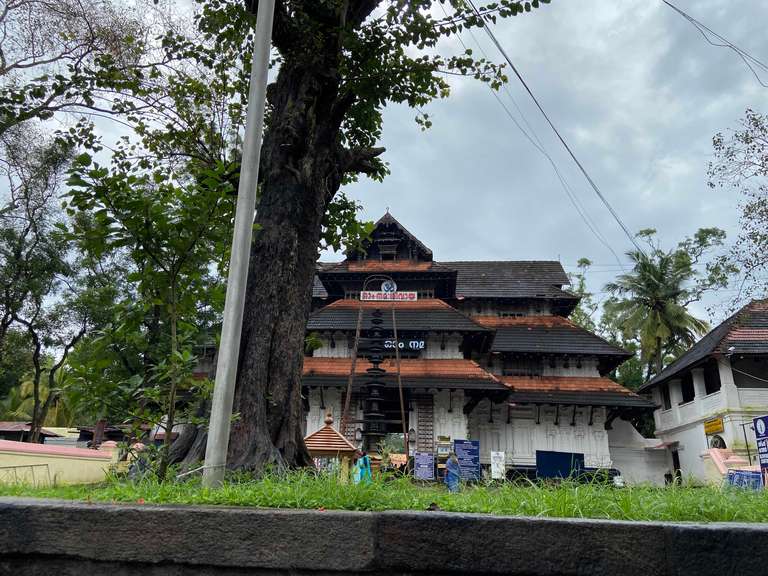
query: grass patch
[{"left": 1, "top": 472, "right": 768, "bottom": 523}]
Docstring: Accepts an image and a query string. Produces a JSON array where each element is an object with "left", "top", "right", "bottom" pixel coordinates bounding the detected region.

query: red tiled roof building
[{"left": 300, "top": 212, "right": 655, "bottom": 481}]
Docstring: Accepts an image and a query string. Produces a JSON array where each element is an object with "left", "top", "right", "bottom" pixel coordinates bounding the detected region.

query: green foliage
[
  {"left": 567, "top": 258, "right": 597, "bottom": 332},
  {"left": 4, "top": 472, "right": 768, "bottom": 523},
  {"left": 708, "top": 108, "right": 768, "bottom": 303},
  {"left": 0, "top": 330, "right": 35, "bottom": 399},
  {"left": 0, "top": 0, "right": 167, "bottom": 135},
  {"left": 604, "top": 228, "right": 735, "bottom": 377}
]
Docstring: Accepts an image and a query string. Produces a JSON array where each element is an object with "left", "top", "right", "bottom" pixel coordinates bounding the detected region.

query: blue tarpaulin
[{"left": 536, "top": 450, "right": 585, "bottom": 479}]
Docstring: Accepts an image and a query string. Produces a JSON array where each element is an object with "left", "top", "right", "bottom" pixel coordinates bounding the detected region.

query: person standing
[
  {"left": 444, "top": 452, "right": 462, "bottom": 493},
  {"left": 352, "top": 450, "right": 372, "bottom": 485}
]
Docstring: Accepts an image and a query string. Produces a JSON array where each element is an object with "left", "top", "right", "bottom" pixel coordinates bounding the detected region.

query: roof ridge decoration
[{"left": 641, "top": 298, "right": 768, "bottom": 390}]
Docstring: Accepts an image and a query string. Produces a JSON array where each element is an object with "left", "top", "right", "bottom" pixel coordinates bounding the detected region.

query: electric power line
[
  {"left": 438, "top": 4, "right": 626, "bottom": 268},
  {"left": 662, "top": 0, "right": 768, "bottom": 88},
  {"left": 463, "top": 0, "right": 646, "bottom": 255}
]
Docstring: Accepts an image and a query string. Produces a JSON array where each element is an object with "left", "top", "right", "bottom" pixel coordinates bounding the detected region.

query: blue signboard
[
  {"left": 753, "top": 415, "right": 768, "bottom": 488},
  {"left": 453, "top": 439, "right": 481, "bottom": 481},
  {"left": 414, "top": 452, "right": 435, "bottom": 480},
  {"left": 727, "top": 469, "right": 763, "bottom": 490}
]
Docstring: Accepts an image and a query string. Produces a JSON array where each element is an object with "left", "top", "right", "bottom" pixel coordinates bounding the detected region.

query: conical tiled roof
[{"left": 304, "top": 415, "right": 357, "bottom": 456}]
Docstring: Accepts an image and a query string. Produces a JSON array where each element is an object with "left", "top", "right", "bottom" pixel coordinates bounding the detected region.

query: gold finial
[{"left": 324, "top": 412, "right": 334, "bottom": 426}]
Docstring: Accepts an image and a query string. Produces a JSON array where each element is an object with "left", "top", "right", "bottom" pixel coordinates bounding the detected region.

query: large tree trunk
[
  {"left": 227, "top": 58, "right": 344, "bottom": 471},
  {"left": 226, "top": 2, "right": 384, "bottom": 472}
]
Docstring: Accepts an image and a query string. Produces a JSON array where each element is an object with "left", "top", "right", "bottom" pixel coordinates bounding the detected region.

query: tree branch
[{"left": 341, "top": 146, "right": 385, "bottom": 175}]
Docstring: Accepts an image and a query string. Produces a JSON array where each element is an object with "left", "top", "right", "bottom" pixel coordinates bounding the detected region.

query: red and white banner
[{"left": 360, "top": 291, "right": 418, "bottom": 301}]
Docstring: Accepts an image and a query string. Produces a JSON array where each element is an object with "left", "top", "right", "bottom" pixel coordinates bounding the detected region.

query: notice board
[
  {"left": 414, "top": 452, "right": 435, "bottom": 480},
  {"left": 453, "top": 439, "right": 481, "bottom": 481}
]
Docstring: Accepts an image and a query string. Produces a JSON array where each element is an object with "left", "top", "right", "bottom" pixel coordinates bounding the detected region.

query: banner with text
[{"left": 754, "top": 415, "right": 768, "bottom": 488}]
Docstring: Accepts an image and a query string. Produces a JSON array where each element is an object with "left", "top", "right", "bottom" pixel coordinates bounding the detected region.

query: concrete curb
[{"left": 0, "top": 498, "right": 764, "bottom": 575}]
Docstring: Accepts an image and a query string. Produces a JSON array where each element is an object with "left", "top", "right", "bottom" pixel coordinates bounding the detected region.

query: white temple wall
[
  {"left": 305, "top": 388, "right": 344, "bottom": 436},
  {"left": 467, "top": 400, "right": 611, "bottom": 468},
  {"left": 312, "top": 332, "right": 351, "bottom": 358},
  {"left": 542, "top": 358, "right": 601, "bottom": 377},
  {"left": 432, "top": 390, "right": 468, "bottom": 441},
  {"left": 607, "top": 420, "right": 668, "bottom": 486},
  {"left": 456, "top": 301, "right": 551, "bottom": 317},
  {"left": 423, "top": 334, "right": 463, "bottom": 359}
]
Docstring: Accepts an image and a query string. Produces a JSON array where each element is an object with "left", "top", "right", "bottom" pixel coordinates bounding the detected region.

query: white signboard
[
  {"left": 360, "top": 291, "right": 418, "bottom": 301},
  {"left": 490, "top": 451, "right": 506, "bottom": 480}
]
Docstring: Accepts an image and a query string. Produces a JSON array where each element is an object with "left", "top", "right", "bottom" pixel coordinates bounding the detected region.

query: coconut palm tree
[
  {"left": 604, "top": 248, "right": 710, "bottom": 378},
  {"left": 0, "top": 373, "right": 81, "bottom": 427}
]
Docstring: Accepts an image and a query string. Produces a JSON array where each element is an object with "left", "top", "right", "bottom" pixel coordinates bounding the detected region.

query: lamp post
[{"left": 202, "top": 0, "right": 276, "bottom": 488}]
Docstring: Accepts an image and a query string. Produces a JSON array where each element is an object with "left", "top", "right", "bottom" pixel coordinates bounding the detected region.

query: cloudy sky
[{"left": 327, "top": 0, "right": 768, "bottom": 323}]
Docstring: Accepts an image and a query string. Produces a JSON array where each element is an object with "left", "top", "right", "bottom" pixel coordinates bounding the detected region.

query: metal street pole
[{"left": 203, "top": 0, "right": 275, "bottom": 488}]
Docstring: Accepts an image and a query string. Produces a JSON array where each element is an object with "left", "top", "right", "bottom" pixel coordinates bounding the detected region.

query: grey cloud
[{"left": 337, "top": 0, "right": 768, "bottom": 322}]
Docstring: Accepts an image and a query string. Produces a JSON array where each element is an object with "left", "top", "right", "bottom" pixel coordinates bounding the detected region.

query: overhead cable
[
  {"left": 662, "top": 0, "right": 768, "bottom": 88},
  {"left": 437, "top": 4, "right": 625, "bottom": 267},
  {"left": 463, "top": 0, "right": 646, "bottom": 255}
]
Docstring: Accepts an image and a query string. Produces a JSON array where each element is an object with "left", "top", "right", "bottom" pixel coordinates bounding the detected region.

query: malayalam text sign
[
  {"left": 453, "top": 439, "right": 481, "bottom": 481},
  {"left": 414, "top": 452, "right": 435, "bottom": 480},
  {"left": 360, "top": 291, "right": 418, "bottom": 301}
]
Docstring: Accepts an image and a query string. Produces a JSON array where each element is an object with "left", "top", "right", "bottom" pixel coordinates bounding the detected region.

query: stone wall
[{"left": 1, "top": 498, "right": 765, "bottom": 575}]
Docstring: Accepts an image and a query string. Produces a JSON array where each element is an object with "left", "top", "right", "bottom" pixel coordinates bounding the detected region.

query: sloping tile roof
[
  {"left": 501, "top": 376, "right": 655, "bottom": 408},
  {"left": 304, "top": 358, "right": 495, "bottom": 379},
  {"left": 0, "top": 422, "right": 61, "bottom": 437},
  {"left": 439, "top": 261, "right": 575, "bottom": 300},
  {"left": 312, "top": 260, "right": 577, "bottom": 301},
  {"left": 641, "top": 299, "right": 768, "bottom": 391},
  {"left": 307, "top": 299, "right": 488, "bottom": 332},
  {"left": 489, "top": 319, "right": 630, "bottom": 357},
  {"left": 302, "top": 358, "right": 507, "bottom": 390},
  {"left": 304, "top": 422, "right": 357, "bottom": 455},
  {"left": 321, "top": 260, "right": 452, "bottom": 273}
]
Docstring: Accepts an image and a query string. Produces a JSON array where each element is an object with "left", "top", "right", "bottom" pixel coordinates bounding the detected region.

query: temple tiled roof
[
  {"left": 312, "top": 260, "right": 577, "bottom": 302},
  {"left": 501, "top": 376, "right": 655, "bottom": 408},
  {"left": 488, "top": 319, "right": 630, "bottom": 358},
  {"left": 320, "top": 260, "right": 452, "bottom": 273},
  {"left": 307, "top": 299, "right": 488, "bottom": 332},
  {"left": 302, "top": 358, "right": 506, "bottom": 390},
  {"left": 440, "top": 261, "right": 575, "bottom": 300},
  {"left": 641, "top": 299, "right": 768, "bottom": 391}
]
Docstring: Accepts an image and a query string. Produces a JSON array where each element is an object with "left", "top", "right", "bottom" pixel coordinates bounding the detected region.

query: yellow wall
[{"left": 0, "top": 447, "right": 118, "bottom": 486}]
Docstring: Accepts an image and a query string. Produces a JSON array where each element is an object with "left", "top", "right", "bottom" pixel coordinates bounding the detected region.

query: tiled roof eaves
[
  {"left": 639, "top": 300, "right": 768, "bottom": 391},
  {"left": 490, "top": 325, "right": 631, "bottom": 357},
  {"left": 508, "top": 390, "right": 655, "bottom": 408},
  {"left": 307, "top": 306, "right": 490, "bottom": 332},
  {"left": 302, "top": 376, "right": 508, "bottom": 391}
]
